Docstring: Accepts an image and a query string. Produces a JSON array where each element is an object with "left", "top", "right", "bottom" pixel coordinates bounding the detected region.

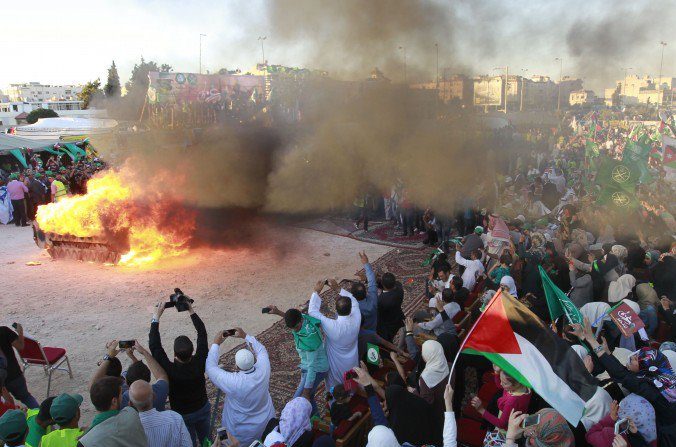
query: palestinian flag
[
  {"left": 460, "top": 290, "right": 597, "bottom": 425},
  {"left": 663, "top": 136, "right": 676, "bottom": 169}
]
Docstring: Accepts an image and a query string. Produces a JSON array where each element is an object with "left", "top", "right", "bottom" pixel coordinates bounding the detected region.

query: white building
[
  {"left": 5, "top": 82, "right": 82, "bottom": 102},
  {"left": 0, "top": 101, "right": 104, "bottom": 131},
  {"left": 604, "top": 74, "right": 675, "bottom": 107},
  {"left": 569, "top": 89, "right": 597, "bottom": 106}
]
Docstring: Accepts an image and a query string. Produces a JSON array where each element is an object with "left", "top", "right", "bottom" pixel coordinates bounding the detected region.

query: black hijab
[{"left": 385, "top": 385, "right": 436, "bottom": 446}]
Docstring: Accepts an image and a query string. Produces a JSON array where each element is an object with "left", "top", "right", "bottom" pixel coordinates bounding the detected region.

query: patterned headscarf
[
  {"left": 618, "top": 394, "right": 657, "bottom": 443},
  {"left": 530, "top": 408, "right": 574, "bottom": 447},
  {"left": 265, "top": 397, "right": 312, "bottom": 447},
  {"left": 529, "top": 232, "right": 547, "bottom": 258},
  {"left": 636, "top": 347, "right": 676, "bottom": 402}
]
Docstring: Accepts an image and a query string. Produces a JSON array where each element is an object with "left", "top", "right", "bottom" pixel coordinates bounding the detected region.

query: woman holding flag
[{"left": 570, "top": 319, "right": 676, "bottom": 447}]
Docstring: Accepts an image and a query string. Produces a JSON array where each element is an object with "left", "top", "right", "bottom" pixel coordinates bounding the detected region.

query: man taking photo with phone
[{"left": 206, "top": 327, "right": 275, "bottom": 446}]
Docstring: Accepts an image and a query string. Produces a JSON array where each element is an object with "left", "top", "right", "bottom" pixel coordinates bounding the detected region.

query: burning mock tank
[{"left": 33, "top": 222, "right": 124, "bottom": 264}]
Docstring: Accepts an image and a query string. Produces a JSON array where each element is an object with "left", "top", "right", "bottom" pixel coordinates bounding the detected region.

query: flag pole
[{"left": 448, "top": 289, "right": 503, "bottom": 384}]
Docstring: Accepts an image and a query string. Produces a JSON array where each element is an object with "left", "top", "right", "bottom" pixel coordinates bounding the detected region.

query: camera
[
  {"left": 223, "top": 329, "right": 237, "bottom": 337},
  {"left": 165, "top": 288, "right": 194, "bottom": 312}
]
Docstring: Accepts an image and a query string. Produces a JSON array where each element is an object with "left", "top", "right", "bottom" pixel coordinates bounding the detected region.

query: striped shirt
[{"left": 138, "top": 409, "right": 192, "bottom": 447}]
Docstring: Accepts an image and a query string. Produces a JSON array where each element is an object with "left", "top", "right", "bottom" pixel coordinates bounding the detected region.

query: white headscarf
[
  {"left": 421, "top": 340, "right": 450, "bottom": 388},
  {"left": 366, "top": 426, "right": 400, "bottom": 447},
  {"left": 499, "top": 276, "right": 518, "bottom": 297},
  {"left": 570, "top": 344, "right": 589, "bottom": 360},
  {"left": 580, "top": 302, "right": 611, "bottom": 326},
  {"left": 608, "top": 274, "right": 636, "bottom": 303}
]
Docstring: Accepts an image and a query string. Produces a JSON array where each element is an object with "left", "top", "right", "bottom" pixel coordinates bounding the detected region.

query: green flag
[
  {"left": 595, "top": 157, "right": 640, "bottom": 209},
  {"left": 539, "top": 266, "right": 583, "bottom": 325},
  {"left": 585, "top": 139, "right": 599, "bottom": 158},
  {"left": 421, "top": 248, "right": 443, "bottom": 267},
  {"left": 623, "top": 139, "right": 653, "bottom": 184},
  {"left": 366, "top": 343, "right": 380, "bottom": 366}
]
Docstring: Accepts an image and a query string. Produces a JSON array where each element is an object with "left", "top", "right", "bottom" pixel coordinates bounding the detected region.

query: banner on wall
[{"left": 147, "top": 72, "right": 265, "bottom": 105}]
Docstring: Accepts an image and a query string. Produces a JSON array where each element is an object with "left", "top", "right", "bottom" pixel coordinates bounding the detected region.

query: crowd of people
[
  {"left": 0, "top": 150, "right": 105, "bottom": 226},
  {"left": 0, "top": 115, "right": 675, "bottom": 447}
]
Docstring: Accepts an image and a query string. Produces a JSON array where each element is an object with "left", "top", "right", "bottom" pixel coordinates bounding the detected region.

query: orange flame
[{"left": 36, "top": 169, "right": 195, "bottom": 266}]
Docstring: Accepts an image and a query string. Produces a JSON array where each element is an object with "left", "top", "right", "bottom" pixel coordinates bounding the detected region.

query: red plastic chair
[{"left": 16, "top": 336, "right": 73, "bottom": 396}]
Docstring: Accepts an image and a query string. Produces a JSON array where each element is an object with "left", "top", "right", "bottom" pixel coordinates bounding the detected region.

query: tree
[
  {"left": 125, "top": 57, "right": 159, "bottom": 94},
  {"left": 26, "top": 108, "right": 58, "bottom": 124},
  {"left": 78, "top": 79, "right": 103, "bottom": 109},
  {"left": 159, "top": 64, "right": 172, "bottom": 73},
  {"left": 104, "top": 60, "right": 121, "bottom": 98}
]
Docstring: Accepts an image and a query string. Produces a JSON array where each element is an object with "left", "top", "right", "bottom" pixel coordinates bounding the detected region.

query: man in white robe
[
  {"left": 309, "top": 280, "right": 361, "bottom": 389},
  {"left": 206, "top": 328, "right": 275, "bottom": 446}
]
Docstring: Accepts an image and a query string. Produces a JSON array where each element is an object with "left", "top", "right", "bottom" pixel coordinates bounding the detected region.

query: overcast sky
[{"left": 2, "top": 0, "right": 674, "bottom": 95}]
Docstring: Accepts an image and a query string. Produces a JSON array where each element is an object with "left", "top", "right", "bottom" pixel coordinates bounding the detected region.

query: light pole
[
  {"left": 258, "top": 36, "right": 267, "bottom": 65},
  {"left": 199, "top": 33, "right": 206, "bottom": 74},
  {"left": 520, "top": 68, "right": 528, "bottom": 112},
  {"left": 494, "top": 66, "right": 509, "bottom": 114},
  {"left": 435, "top": 43, "right": 439, "bottom": 87},
  {"left": 658, "top": 41, "right": 667, "bottom": 108},
  {"left": 398, "top": 46, "right": 407, "bottom": 83},
  {"left": 555, "top": 57, "right": 563, "bottom": 111},
  {"left": 621, "top": 67, "right": 633, "bottom": 105}
]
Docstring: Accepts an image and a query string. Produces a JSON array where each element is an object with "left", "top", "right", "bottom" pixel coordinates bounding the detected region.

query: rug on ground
[
  {"left": 207, "top": 246, "right": 471, "bottom": 421},
  {"left": 296, "top": 217, "right": 428, "bottom": 250}
]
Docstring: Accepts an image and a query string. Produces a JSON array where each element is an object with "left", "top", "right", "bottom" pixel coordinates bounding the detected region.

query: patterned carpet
[
  {"left": 207, "top": 247, "right": 433, "bottom": 420},
  {"left": 297, "top": 217, "right": 428, "bottom": 250}
]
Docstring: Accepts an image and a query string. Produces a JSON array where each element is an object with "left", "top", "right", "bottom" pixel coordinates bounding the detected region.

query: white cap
[{"left": 235, "top": 349, "right": 255, "bottom": 371}]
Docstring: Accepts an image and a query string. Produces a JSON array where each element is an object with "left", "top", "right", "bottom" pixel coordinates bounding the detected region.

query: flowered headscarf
[
  {"left": 264, "top": 397, "right": 312, "bottom": 447},
  {"left": 528, "top": 232, "right": 547, "bottom": 258},
  {"left": 618, "top": 394, "right": 657, "bottom": 443},
  {"left": 529, "top": 408, "right": 574, "bottom": 447},
  {"left": 636, "top": 347, "right": 676, "bottom": 402}
]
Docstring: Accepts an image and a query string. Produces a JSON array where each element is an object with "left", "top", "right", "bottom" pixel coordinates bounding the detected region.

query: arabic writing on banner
[{"left": 147, "top": 71, "right": 265, "bottom": 105}]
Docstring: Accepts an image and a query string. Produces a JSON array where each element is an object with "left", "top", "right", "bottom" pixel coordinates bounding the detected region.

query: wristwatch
[
  {"left": 151, "top": 317, "right": 159, "bottom": 324},
  {"left": 593, "top": 344, "right": 604, "bottom": 354},
  {"left": 97, "top": 354, "right": 112, "bottom": 366}
]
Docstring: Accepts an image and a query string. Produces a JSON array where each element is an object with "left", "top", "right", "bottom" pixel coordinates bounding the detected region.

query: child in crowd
[{"left": 329, "top": 384, "right": 362, "bottom": 428}]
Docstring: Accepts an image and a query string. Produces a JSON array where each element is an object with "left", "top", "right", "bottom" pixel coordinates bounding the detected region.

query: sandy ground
[{"left": 1, "top": 223, "right": 390, "bottom": 420}]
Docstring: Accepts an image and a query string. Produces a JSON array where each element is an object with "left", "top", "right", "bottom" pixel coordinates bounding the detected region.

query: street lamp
[
  {"left": 494, "top": 66, "right": 509, "bottom": 114},
  {"left": 520, "top": 68, "right": 528, "bottom": 112},
  {"left": 658, "top": 41, "right": 667, "bottom": 108},
  {"left": 555, "top": 57, "right": 563, "bottom": 111},
  {"left": 398, "top": 46, "right": 407, "bottom": 83},
  {"left": 435, "top": 43, "right": 439, "bottom": 86},
  {"left": 258, "top": 36, "right": 267, "bottom": 65},
  {"left": 199, "top": 33, "right": 207, "bottom": 74}
]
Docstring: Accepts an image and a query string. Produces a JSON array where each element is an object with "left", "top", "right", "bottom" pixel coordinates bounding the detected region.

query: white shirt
[
  {"left": 455, "top": 251, "right": 484, "bottom": 291},
  {"left": 432, "top": 275, "right": 454, "bottom": 293},
  {"left": 138, "top": 408, "right": 192, "bottom": 447},
  {"left": 309, "top": 289, "right": 361, "bottom": 388},
  {"left": 419, "top": 301, "right": 461, "bottom": 336},
  {"left": 206, "top": 335, "right": 275, "bottom": 446}
]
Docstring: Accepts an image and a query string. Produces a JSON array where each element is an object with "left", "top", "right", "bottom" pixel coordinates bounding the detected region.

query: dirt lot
[{"left": 0, "top": 223, "right": 389, "bottom": 420}]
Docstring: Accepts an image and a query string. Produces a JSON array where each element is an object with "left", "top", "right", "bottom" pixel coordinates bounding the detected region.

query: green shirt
[
  {"left": 25, "top": 410, "right": 50, "bottom": 447},
  {"left": 88, "top": 410, "right": 119, "bottom": 431},
  {"left": 292, "top": 314, "right": 328, "bottom": 386},
  {"left": 489, "top": 266, "right": 511, "bottom": 284},
  {"left": 40, "top": 428, "right": 83, "bottom": 447}
]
